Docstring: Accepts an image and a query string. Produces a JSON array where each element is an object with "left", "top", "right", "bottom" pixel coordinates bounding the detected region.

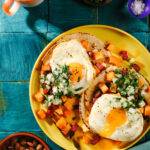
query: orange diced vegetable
[
  {"left": 98, "top": 83, "right": 109, "bottom": 93},
  {"left": 93, "top": 51, "right": 104, "bottom": 60},
  {"left": 144, "top": 90, "right": 150, "bottom": 105},
  {"left": 82, "top": 132, "right": 93, "bottom": 144},
  {"left": 34, "top": 91, "right": 44, "bottom": 103},
  {"left": 106, "top": 44, "right": 115, "bottom": 51},
  {"left": 139, "top": 107, "right": 144, "bottom": 114},
  {"left": 66, "top": 111, "right": 75, "bottom": 124},
  {"left": 95, "top": 63, "right": 106, "bottom": 72},
  {"left": 41, "top": 64, "right": 51, "bottom": 74},
  {"left": 64, "top": 109, "right": 72, "bottom": 116},
  {"left": 64, "top": 97, "right": 77, "bottom": 110},
  {"left": 37, "top": 109, "right": 46, "bottom": 119},
  {"left": 61, "top": 96, "right": 68, "bottom": 102},
  {"left": 56, "top": 117, "right": 67, "bottom": 130},
  {"left": 62, "top": 124, "right": 71, "bottom": 135},
  {"left": 138, "top": 77, "right": 145, "bottom": 88},
  {"left": 106, "top": 71, "right": 115, "bottom": 82},
  {"left": 110, "top": 83, "right": 117, "bottom": 93},
  {"left": 55, "top": 107, "right": 64, "bottom": 115},
  {"left": 109, "top": 56, "right": 122, "bottom": 66},
  {"left": 74, "top": 128, "right": 84, "bottom": 141},
  {"left": 80, "top": 40, "right": 91, "bottom": 51},
  {"left": 146, "top": 86, "right": 150, "bottom": 93},
  {"left": 94, "top": 66, "right": 100, "bottom": 75},
  {"left": 144, "top": 105, "right": 150, "bottom": 116}
]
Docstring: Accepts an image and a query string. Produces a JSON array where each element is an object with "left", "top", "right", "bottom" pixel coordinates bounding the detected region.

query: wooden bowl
[{"left": 0, "top": 132, "right": 50, "bottom": 150}]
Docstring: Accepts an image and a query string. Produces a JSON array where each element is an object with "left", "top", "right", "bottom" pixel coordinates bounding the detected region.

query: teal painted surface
[{"left": 0, "top": 0, "right": 150, "bottom": 150}]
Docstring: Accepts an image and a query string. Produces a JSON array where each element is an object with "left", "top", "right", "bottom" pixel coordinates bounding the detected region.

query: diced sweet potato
[
  {"left": 82, "top": 132, "right": 93, "bottom": 144},
  {"left": 34, "top": 91, "right": 44, "bottom": 103},
  {"left": 110, "top": 83, "right": 117, "bottom": 93},
  {"left": 144, "top": 105, "right": 150, "bottom": 116},
  {"left": 93, "top": 51, "right": 104, "bottom": 60},
  {"left": 61, "top": 124, "right": 71, "bottom": 135},
  {"left": 64, "top": 97, "right": 77, "bottom": 110},
  {"left": 55, "top": 107, "right": 64, "bottom": 115},
  {"left": 80, "top": 40, "right": 91, "bottom": 51},
  {"left": 98, "top": 83, "right": 109, "bottom": 93},
  {"left": 94, "top": 66, "right": 100, "bottom": 75},
  {"left": 144, "top": 88, "right": 150, "bottom": 105},
  {"left": 64, "top": 109, "right": 72, "bottom": 116},
  {"left": 106, "top": 71, "right": 115, "bottom": 82},
  {"left": 65, "top": 111, "right": 75, "bottom": 124},
  {"left": 109, "top": 55, "right": 122, "bottom": 66},
  {"left": 41, "top": 64, "right": 51, "bottom": 74},
  {"left": 61, "top": 96, "right": 68, "bottom": 102},
  {"left": 74, "top": 128, "right": 84, "bottom": 141},
  {"left": 146, "top": 86, "right": 150, "bottom": 93},
  {"left": 56, "top": 117, "right": 67, "bottom": 130},
  {"left": 138, "top": 77, "right": 145, "bottom": 88},
  {"left": 106, "top": 44, "right": 115, "bottom": 51},
  {"left": 37, "top": 109, "right": 46, "bottom": 119}
]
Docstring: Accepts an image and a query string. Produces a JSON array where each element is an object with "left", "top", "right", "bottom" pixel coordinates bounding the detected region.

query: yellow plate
[{"left": 29, "top": 25, "right": 150, "bottom": 150}]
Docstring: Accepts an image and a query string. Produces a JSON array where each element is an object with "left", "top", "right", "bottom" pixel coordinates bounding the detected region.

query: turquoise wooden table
[{"left": 0, "top": 0, "right": 150, "bottom": 149}]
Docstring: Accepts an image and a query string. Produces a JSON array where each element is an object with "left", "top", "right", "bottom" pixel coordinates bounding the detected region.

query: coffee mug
[{"left": 2, "top": 0, "right": 44, "bottom": 16}]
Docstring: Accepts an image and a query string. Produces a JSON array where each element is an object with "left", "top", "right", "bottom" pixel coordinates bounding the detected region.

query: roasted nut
[
  {"left": 15, "top": 142, "right": 20, "bottom": 150},
  {"left": 27, "top": 142, "right": 34, "bottom": 147},
  {"left": 36, "top": 144, "right": 43, "bottom": 150}
]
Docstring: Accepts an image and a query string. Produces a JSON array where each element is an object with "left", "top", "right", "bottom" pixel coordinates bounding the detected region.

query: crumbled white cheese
[
  {"left": 127, "top": 86, "right": 135, "bottom": 95},
  {"left": 52, "top": 86, "right": 58, "bottom": 94},
  {"left": 47, "top": 95, "right": 54, "bottom": 101},
  {"left": 129, "top": 108, "right": 136, "bottom": 113},
  {"left": 139, "top": 101, "right": 145, "bottom": 107},
  {"left": 131, "top": 0, "right": 145, "bottom": 15},
  {"left": 127, "top": 96, "right": 135, "bottom": 101}
]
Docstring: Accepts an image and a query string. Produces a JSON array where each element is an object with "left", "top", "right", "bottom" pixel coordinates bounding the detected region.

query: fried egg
[
  {"left": 50, "top": 39, "right": 95, "bottom": 94},
  {"left": 89, "top": 94, "right": 144, "bottom": 141}
]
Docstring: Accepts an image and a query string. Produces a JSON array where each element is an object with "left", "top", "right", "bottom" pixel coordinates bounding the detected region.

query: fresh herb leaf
[{"left": 75, "top": 87, "right": 83, "bottom": 91}]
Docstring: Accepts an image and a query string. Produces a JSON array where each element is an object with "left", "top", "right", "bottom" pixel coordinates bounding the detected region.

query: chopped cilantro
[{"left": 75, "top": 87, "right": 83, "bottom": 91}]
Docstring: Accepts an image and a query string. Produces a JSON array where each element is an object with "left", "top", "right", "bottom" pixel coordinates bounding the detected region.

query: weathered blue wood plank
[
  {"left": 48, "top": 0, "right": 98, "bottom": 31},
  {"left": 0, "top": 82, "right": 62, "bottom": 149},
  {"left": 99, "top": 0, "right": 149, "bottom": 32},
  {"left": 0, "top": 0, "right": 48, "bottom": 33},
  {"left": 131, "top": 32, "right": 148, "bottom": 48},
  {"left": 147, "top": 34, "right": 150, "bottom": 51},
  {"left": 0, "top": 33, "right": 47, "bottom": 81},
  {"left": 0, "top": 82, "right": 39, "bottom": 131}
]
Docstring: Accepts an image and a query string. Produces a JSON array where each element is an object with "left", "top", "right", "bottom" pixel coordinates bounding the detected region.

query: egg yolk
[
  {"left": 99, "top": 108, "right": 127, "bottom": 137},
  {"left": 69, "top": 63, "right": 83, "bottom": 83}
]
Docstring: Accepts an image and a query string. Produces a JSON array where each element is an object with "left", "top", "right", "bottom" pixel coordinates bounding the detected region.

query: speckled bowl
[{"left": 128, "top": 0, "right": 150, "bottom": 18}]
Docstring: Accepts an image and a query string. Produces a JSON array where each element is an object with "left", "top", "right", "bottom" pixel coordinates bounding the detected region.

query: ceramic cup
[{"left": 2, "top": 0, "right": 44, "bottom": 16}]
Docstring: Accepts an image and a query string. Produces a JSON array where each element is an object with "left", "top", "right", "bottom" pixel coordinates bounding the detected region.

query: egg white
[
  {"left": 50, "top": 39, "right": 95, "bottom": 94},
  {"left": 89, "top": 94, "right": 144, "bottom": 142}
]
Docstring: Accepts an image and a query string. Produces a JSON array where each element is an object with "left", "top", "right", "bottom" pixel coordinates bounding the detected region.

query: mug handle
[{"left": 2, "top": 0, "right": 21, "bottom": 16}]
